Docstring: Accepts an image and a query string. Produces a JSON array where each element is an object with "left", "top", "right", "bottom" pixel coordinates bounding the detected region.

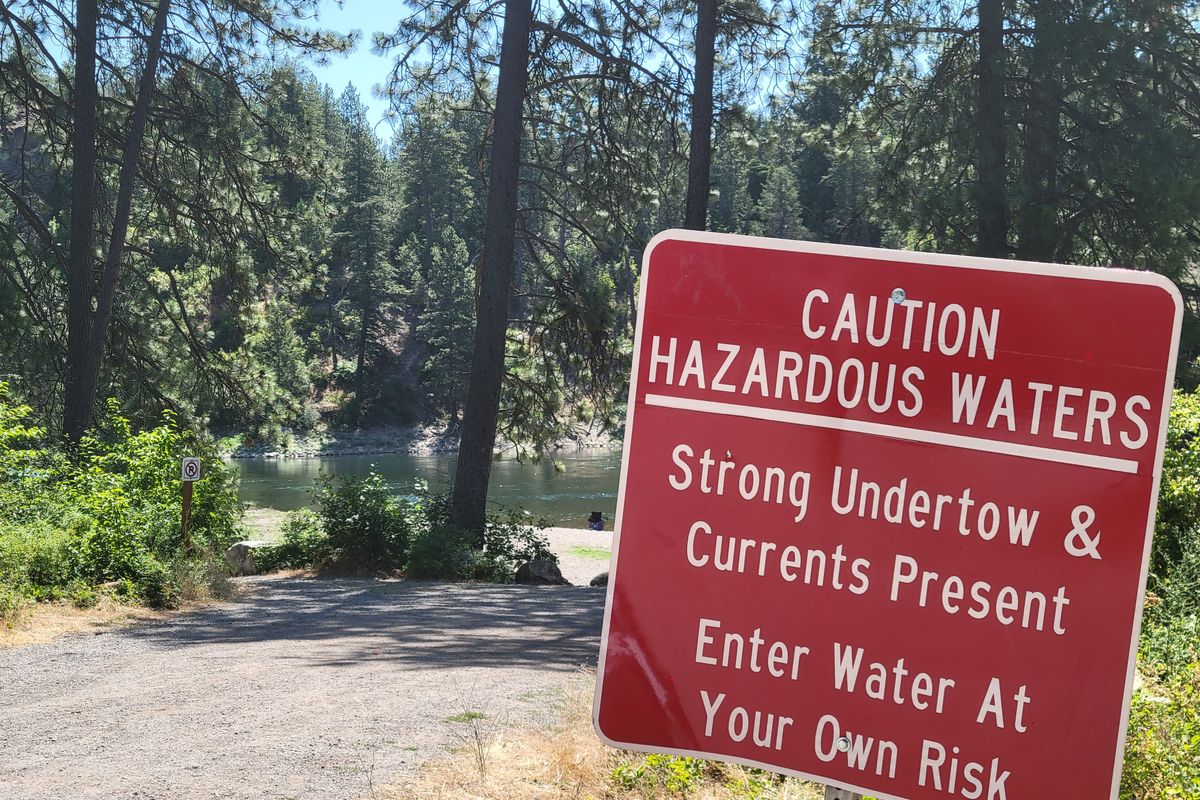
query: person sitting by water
[{"left": 588, "top": 511, "right": 605, "bottom": 531}]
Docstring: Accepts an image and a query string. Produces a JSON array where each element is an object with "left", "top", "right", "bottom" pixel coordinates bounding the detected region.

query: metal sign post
[{"left": 181, "top": 457, "right": 200, "bottom": 552}]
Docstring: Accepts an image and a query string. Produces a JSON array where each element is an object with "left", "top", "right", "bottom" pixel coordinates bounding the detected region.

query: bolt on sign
[{"left": 593, "top": 230, "right": 1182, "bottom": 800}]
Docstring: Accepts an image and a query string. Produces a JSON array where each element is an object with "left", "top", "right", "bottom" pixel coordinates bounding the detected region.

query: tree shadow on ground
[{"left": 124, "top": 578, "right": 607, "bottom": 672}]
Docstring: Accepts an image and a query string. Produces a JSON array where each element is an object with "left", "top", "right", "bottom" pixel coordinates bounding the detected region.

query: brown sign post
[{"left": 181, "top": 457, "right": 200, "bottom": 552}]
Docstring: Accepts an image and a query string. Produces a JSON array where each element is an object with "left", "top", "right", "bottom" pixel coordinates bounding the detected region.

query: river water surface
[{"left": 235, "top": 448, "right": 623, "bottom": 528}]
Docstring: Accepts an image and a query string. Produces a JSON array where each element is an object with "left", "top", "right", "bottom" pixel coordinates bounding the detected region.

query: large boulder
[
  {"left": 226, "top": 540, "right": 272, "bottom": 576},
  {"left": 515, "top": 559, "right": 570, "bottom": 586},
  {"left": 589, "top": 572, "right": 609, "bottom": 588}
]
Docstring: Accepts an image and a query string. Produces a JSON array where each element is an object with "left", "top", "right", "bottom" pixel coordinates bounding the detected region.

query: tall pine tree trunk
[
  {"left": 63, "top": 0, "right": 99, "bottom": 440},
  {"left": 64, "top": 0, "right": 171, "bottom": 440},
  {"left": 1016, "top": 1, "right": 1061, "bottom": 262},
  {"left": 684, "top": 0, "right": 718, "bottom": 231},
  {"left": 976, "top": 0, "right": 1008, "bottom": 257},
  {"left": 449, "top": 0, "right": 532, "bottom": 538}
]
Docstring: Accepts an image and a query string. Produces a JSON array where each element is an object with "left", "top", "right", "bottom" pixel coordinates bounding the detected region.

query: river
[{"left": 234, "top": 448, "right": 623, "bottom": 528}]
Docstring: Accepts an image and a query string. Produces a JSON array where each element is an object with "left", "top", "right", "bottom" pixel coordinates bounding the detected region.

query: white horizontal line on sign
[{"left": 643, "top": 393, "right": 1140, "bottom": 475}]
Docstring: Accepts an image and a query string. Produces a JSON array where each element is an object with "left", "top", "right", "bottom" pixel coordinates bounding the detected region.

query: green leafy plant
[
  {"left": 611, "top": 754, "right": 710, "bottom": 794},
  {"left": 1155, "top": 390, "right": 1200, "bottom": 583},
  {"left": 0, "top": 389, "right": 241, "bottom": 610},
  {"left": 403, "top": 488, "right": 555, "bottom": 582},
  {"left": 0, "top": 584, "right": 29, "bottom": 629},
  {"left": 256, "top": 510, "right": 328, "bottom": 572},
  {"left": 313, "top": 470, "right": 410, "bottom": 573},
  {"left": 1121, "top": 664, "right": 1200, "bottom": 800}
]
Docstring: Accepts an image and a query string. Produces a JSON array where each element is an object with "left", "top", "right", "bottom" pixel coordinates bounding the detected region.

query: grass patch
[
  {"left": 447, "top": 710, "right": 488, "bottom": 723},
  {"left": 240, "top": 506, "right": 288, "bottom": 542},
  {"left": 570, "top": 545, "right": 611, "bottom": 561}
]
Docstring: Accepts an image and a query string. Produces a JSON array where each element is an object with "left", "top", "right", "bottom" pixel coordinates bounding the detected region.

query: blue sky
[{"left": 306, "top": 0, "right": 402, "bottom": 134}]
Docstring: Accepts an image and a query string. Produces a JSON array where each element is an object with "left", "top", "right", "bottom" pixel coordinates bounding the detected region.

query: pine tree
[
  {"left": 331, "top": 85, "right": 396, "bottom": 424},
  {"left": 415, "top": 230, "right": 475, "bottom": 427}
]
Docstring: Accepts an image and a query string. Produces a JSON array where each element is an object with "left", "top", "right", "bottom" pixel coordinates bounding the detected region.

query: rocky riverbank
[{"left": 224, "top": 422, "right": 621, "bottom": 459}]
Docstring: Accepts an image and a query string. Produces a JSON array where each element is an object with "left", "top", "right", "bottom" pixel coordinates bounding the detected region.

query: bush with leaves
[
  {"left": 611, "top": 754, "right": 712, "bottom": 794},
  {"left": 1122, "top": 387, "right": 1200, "bottom": 797},
  {"left": 256, "top": 510, "right": 328, "bottom": 572},
  {"left": 314, "top": 470, "right": 411, "bottom": 573},
  {"left": 1154, "top": 389, "right": 1200, "bottom": 583},
  {"left": 0, "top": 384, "right": 65, "bottom": 521},
  {"left": 403, "top": 487, "right": 554, "bottom": 582},
  {"left": 0, "top": 520, "right": 73, "bottom": 600},
  {"left": 257, "top": 476, "right": 556, "bottom": 582},
  {"left": 1121, "top": 663, "right": 1200, "bottom": 800},
  {"left": 0, "top": 387, "right": 241, "bottom": 608}
]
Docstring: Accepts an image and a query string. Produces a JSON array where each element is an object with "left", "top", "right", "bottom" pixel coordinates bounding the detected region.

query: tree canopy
[{"left": 2, "top": 0, "right": 1198, "bottom": 461}]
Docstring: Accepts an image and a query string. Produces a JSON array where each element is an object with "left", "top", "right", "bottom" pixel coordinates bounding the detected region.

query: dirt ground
[{"left": 0, "top": 577, "right": 606, "bottom": 800}]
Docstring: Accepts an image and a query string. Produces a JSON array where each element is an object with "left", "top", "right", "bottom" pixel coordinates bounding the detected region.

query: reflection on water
[{"left": 234, "top": 448, "right": 623, "bottom": 528}]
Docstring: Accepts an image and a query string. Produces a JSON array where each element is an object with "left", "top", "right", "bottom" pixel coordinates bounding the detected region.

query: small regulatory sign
[
  {"left": 181, "top": 457, "right": 201, "bottom": 482},
  {"left": 594, "top": 230, "right": 1182, "bottom": 800}
]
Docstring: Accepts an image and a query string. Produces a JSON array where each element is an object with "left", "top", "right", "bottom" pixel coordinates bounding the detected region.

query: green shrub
[
  {"left": 479, "top": 507, "right": 555, "bottom": 581},
  {"left": 612, "top": 754, "right": 710, "bottom": 793},
  {"left": 257, "top": 510, "right": 328, "bottom": 572},
  {"left": 404, "top": 521, "right": 477, "bottom": 580},
  {"left": 0, "top": 583, "right": 29, "bottom": 629},
  {"left": 0, "top": 521, "right": 74, "bottom": 598},
  {"left": 277, "top": 477, "right": 559, "bottom": 582},
  {"left": 403, "top": 490, "right": 555, "bottom": 582},
  {"left": 69, "top": 583, "right": 99, "bottom": 609},
  {"left": 0, "top": 388, "right": 242, "bottom": 609},
  {"left": 315, "top": 470, "right": 410, "bottom": 573},
  {"left": 1156, "top": 390, "right": 1200, "bottom": 584},
  {"left": 0, "top": 385, "right": 64, "bottom": 521},
  {"left": 171, "top": 554, "right": 235, "bottom": 602},
  {"left": 1121, "top": 664, "right": 1200, "bottom": 800}
]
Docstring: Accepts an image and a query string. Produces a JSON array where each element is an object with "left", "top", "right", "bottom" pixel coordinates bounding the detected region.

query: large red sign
[{"left": 593, "top": 230, "right": 1182, "bottom": 800}]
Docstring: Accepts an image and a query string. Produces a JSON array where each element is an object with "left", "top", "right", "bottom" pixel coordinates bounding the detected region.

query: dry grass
[
  {"left": 0, "top": 568, "right": 248, "bottom": 650},
  {"left": 0, "top": 597, "right": 164, "bottom": 649},
  {"left": 372, "top": 673, "right": 826, "bottom": 800}
]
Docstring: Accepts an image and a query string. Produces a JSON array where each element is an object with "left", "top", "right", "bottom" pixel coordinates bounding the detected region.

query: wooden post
[
  {"left": 181, "top": 480, "right": 193, "bottom": 553},
  {"left": 180, "top": 457, "right": 200, "bottom": 553},
  {"left": 823, "top": 786, "right": 863, "bottom": 800}
]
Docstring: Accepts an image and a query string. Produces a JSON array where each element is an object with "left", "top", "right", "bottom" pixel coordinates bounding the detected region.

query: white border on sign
[
  {"left": 181, "top": 457, "right": 201, "bottom": 482},
  {"left": 591, "top": 229, "right": 1183, "bottom": 800}
]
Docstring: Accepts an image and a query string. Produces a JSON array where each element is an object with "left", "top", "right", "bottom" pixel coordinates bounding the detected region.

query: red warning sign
[{"left": 594, "top": 230, "right": 1181, "bottom": 800}]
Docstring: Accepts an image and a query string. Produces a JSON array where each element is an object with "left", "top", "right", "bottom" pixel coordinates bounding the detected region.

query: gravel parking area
[{"left": 0, "top": 575, "right": 606, "bottom": 800}]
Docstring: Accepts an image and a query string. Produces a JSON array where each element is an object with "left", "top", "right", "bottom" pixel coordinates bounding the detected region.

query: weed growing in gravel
[{"left": 446, "top": 682, "right": 506, "bottom": 781}]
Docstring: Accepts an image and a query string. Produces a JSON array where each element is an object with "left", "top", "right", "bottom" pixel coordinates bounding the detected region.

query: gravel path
[{"left": 0, "top": 577, "right": 606, "bottom": 800}]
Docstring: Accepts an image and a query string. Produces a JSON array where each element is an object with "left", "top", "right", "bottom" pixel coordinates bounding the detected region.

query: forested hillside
[{"left": 3, "top": 0, "right": 1200, "bottom": 452}]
